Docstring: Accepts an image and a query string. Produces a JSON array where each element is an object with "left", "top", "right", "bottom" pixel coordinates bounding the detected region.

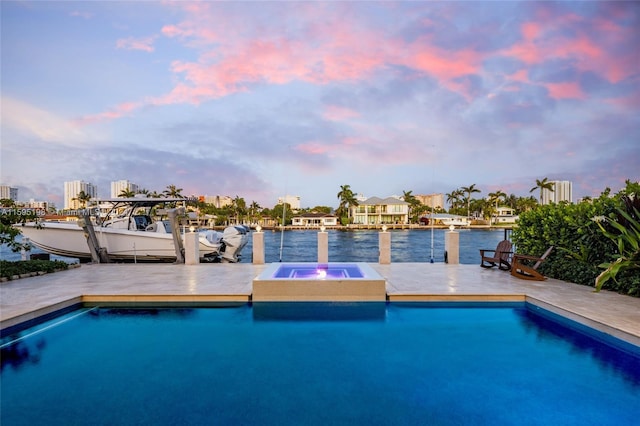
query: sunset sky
[{"left": 1, "top": 1, "right": 638, "bottom": 208}]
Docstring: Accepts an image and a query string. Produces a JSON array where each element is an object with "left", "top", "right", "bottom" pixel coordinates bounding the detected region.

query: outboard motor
[
  {"left": 220, "top": 226, "right": 249, "bottom": 262},
  {"left": 200, "top": 230, "right": 223, "bottom": 245}
]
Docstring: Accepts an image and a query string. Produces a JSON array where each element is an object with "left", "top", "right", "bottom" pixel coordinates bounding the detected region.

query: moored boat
[{"left": 16, "top": 198, "right": 249, "bottom": 263}]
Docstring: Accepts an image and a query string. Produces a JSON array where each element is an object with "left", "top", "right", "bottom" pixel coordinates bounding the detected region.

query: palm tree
[
  {"left": 73, "top": 190, "right": 92, "bottom": 208},
  {"left": 530, "top": 178, "right": 554, "bottom": 204},
  {"left": 249, "top": 201, "right": 261, "bottom": 223},
  {"left": 488, "top": 190, "right": 507, "bottom": 209},
  {"left": 460, "top": 184, "right": 481, "bottom": 218},
  {"left": 231, "top": 196, "right": 247, "bottom": 224},
  {"left": 402, "top": 190, "right": 421, "bottom": 223},
  {"left": 118, "top": 189, "right": 136, "bottom": 198},
  {"left": 517, "top": 196, "right": 539, "bottom": 212},
  {"left": 446, "top": 191, "right": 459, "bottom": 211},
  {"left": 336, "top": 184, "right": 358, "bottom": 223},
  {"left": 163, "top": 185, "right": 184, "bottom": 198}
]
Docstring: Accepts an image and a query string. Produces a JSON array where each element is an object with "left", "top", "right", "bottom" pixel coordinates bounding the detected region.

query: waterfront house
[
  {"left": 351, "top": 196, "right": 409, "bottom": 225},
  {"left": 492, "top": 207, "right": 518, "bottom": 224},
  {"left": 291, "top": 213, "right": 338, "bottom": 227}
]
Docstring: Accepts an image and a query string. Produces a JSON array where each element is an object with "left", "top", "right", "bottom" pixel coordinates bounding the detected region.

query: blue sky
[{"left": 1, "top": 1, "right": 638, "bottom": 208}]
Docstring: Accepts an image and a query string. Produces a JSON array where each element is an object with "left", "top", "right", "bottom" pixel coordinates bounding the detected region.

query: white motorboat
[
  {"left": 420, "top": 214, "right": 470, "bottom": 227},
  {"left": 17, "top": 198, "right": 249, "bottom": 263}
]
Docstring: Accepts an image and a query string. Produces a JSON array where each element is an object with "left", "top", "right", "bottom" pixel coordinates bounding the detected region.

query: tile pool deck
[{"left": 1, "top": 263, "right": 639, "bottom": 347}]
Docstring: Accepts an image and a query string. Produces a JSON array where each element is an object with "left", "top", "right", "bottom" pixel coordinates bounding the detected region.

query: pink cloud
[
  {"left": 605, "top": 92, "right": 640, "bottom": 109},
  {"left": 521, "top": 22, "right": 542, "bottom": 41},
  {"left": 116, "top": 36, "right": 156, "bottom": 52},
  {"left": 75, "top": 102, "right": 141, "bottom": 125},
  {"left": 323, "top": 106, "right": 360, "bottom": 122},
  {"left": 402, "top": 38, "right": 482, "bottom": 100},
  {"left": 82, "top": 3, "right": 638, "bottom": 124},
  {"left": 84, "top": 3, "right": 492, "bottom": 119},
  {"left": 502, "top": 12, "right": 634, "bottom": 91},
  {"left": 295, "top": 142, "right": 333, "bottom": 156},
  {"left": 545, "top": 82, "right": 585, "bottom": 100},
  {"left": 161, "top": 24, "right": 187, "bottom": 38}
]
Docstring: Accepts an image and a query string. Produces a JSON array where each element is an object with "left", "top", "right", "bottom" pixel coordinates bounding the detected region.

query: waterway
[
  {"left": 1, "top": 229, "right": 510, "bottom": 265},
  {"left": 243, "top": 228, "right": 508, "bottom": 264}
]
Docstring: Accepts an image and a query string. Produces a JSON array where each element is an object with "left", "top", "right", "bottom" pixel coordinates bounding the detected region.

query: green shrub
[
  {"left": 0, "top": 260, "right": 71, "bottom": 279},
  {"left": 512, "top": 182, "right": 638, "bottom": 297}
]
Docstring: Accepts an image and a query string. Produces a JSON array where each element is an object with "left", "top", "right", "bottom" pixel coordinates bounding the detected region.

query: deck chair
[
  {"left": 511, "top": 247, "right": 554, "bottom": 281},
  {"left": 480, "top": 240, "right": 513, "bottom": 270}
]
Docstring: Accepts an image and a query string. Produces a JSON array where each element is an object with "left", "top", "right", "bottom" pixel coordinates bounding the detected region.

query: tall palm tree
[
  {"left": 163, "top": 185, "right": 184, "bottom": 198},
  {"left": 402, "top": 190, "right": 420, "bottom": 223},
  {"left": 446, "top": 191, "right": 460, "bottom": 211},
  {"left": 488, "top": 190, "right": 507, "bottom": 209},
  {"left": 232, "top": 196, "right": 247, "bottom": 224},
  {"left": 460, "top": 184, "right": 481, "bottom": 218},
  {"left": 73, "top": 190, "right": 92, "bottom": 209},
  {"left": 530, "top": 178, "right": 554, "bottom": 204},
  {"left": 249, "top": 201, "right": 261, "bottom": 223},
  {"left": 118, "top": 189, "right": 136, "bottom": 198},
  {"left": 336, "top": 184, "right": 358, "bottom": 222}
]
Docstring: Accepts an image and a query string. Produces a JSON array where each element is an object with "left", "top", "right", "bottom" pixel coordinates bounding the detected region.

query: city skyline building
[
  {"left": 542, "top": 180, "right": 573, "bottom": 204},
  {"left": 415, "top": 193, "right": 445, "bottom": 210},
  {"left": 278, "top": 195, "right": 301, "bottom": 210},
  {"left": 64, "top": 180, "right": 97, "bottom": 210},
  {"left": 0, "top": 185, "right": 18, "bottom": 201},
  {"left": 110, "top": 180, "right": 139, "bottom": 198},
  {"left": 203, "top": 195, "right": 233, "bottom": 208}
]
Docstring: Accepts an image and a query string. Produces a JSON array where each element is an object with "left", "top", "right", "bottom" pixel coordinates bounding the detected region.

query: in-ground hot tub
[{"left": 252, "top": 262, "right": 386, "bottom": 301}]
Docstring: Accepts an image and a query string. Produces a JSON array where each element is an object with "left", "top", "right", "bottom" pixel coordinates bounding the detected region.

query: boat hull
[{"left": 17, "top": 222, "right": 220, "bottom": 262}]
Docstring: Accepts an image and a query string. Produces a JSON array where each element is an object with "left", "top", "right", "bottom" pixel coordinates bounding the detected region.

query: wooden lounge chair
[
  {"left": 510, "top": 247, "right": 554, "bottom": 281},
  {"left": 479, "top": 240, "right": 513, "bottom": 270}
]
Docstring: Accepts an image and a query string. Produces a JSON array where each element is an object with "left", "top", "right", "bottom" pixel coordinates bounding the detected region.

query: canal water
[
  {"left": 242, "top": 229, "right": 507, "bottom": 264},
  {"left": 2, "top": 229, "right": 509, "bottom": 264}
]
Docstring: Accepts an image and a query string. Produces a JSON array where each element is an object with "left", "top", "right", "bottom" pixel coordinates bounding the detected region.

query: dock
[{"left": 1, "top": 263, "right": 639, "bottom": 348}]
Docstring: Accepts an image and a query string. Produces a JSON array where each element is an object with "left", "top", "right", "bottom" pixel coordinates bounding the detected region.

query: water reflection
[
  {"left": 1, "top": 335, "right": 46, "bottom": 372},
  {"left": 517, "top": 308, "right": 640, "bottom": 388}
]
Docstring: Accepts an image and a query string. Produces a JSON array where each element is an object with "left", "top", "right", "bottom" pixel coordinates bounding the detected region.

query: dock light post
[
  {"left": 253, "top": 225, "right": 265, "bottom": 264},
  {"left": 379, "top": 225, "right": 391, "bottom": 264},
  {"left": 445, "top": 224, "right": 459, "bottom": 264},
  {"left": 184, "top": 225, "right": 200, "bottom": 265},
  {"left": 318, "top": 225, "right": 328, "bottom": 263}
]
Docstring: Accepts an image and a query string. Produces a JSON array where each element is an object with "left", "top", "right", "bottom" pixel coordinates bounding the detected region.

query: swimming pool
[{"left": 2, "top": 303, "right": 639, "bottom": 425}]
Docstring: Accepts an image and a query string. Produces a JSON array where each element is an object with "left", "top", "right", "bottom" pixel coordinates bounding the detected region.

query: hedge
[{"left": 512, "top": 183, "right": 639, "bottom": 297}]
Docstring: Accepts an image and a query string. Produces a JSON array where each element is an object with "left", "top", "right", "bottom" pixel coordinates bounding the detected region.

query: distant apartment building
[
  {"left": 278, "top": 195, "right": 301, "bottom": 210},
  {"left": 351, "top": 196, "right": 409, "bottom": 225},
  {"left": 25, "top": 199, "right": 48, "bottom": 210},
  {"left": 0, "top": 185, "right": 18, "bottom": 201},
  {"left": 415, "top": 193, "right": 445, "bottom": 210},
  {"left": 542, "top": 181, "right": 573, "bottom": 204},
  {"left": 110, "top": 180, "right": 139, "bottom": 198},
  {"left": 64, "top": 180, "right": 97, "bottom": 209},
  {"left": 203, "top": 195, "right": 233, "bottom": 208}
]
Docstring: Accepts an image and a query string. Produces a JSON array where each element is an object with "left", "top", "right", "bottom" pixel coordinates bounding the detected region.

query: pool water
[
  {"left": 273, "top": 263, "right": 365, "bottom": 279},
  {"left": 2, "top": 303, "right": 639, "bottom": 425}
]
